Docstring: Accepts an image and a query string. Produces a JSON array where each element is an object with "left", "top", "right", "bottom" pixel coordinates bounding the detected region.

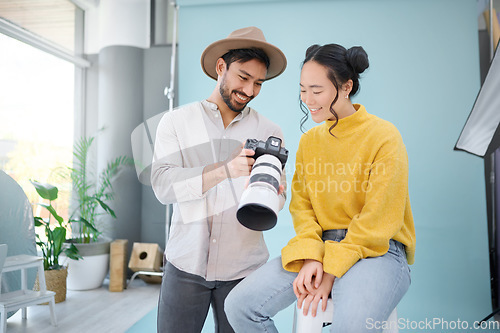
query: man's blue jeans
[{"left": 225, "top": 230, "right": 410, "bottom": 332}]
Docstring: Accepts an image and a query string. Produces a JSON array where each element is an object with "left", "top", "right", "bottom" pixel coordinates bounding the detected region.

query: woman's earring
[{"left": 345, "top": 95, "right": 349, "bottom": 99}]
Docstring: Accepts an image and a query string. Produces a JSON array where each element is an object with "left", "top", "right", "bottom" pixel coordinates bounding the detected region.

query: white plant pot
[
  {"left": 65, "top": 253, "right": 109, "bottom": 290},
  {"left": 62, "top": 238, "right": 111, "bottom": 290}
]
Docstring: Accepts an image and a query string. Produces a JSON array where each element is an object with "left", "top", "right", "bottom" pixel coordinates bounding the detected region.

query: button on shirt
[{"left": 151, "top": 100, "right": 286, "bottom": 281}]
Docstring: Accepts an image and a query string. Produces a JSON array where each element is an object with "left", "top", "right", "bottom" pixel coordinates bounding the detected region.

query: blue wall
[{"left": 177, "top": 0, "right": 490, "bottom": 331}]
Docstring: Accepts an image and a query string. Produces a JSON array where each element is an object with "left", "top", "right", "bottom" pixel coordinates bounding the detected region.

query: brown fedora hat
[{"left": 200, "top": 26, "right": 287, "bottom": 81}]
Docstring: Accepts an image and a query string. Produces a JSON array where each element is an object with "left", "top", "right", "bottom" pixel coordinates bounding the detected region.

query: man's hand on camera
[
  {"left": 202, "top": 145, "right": 254, "bottom": 193},
  {"left": 224, "top": 145, "right": 255, "bottom": 179}
]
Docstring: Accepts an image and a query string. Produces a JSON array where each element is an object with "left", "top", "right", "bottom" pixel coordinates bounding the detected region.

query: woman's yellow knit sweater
[{"left": 281, "top": 104, "right": 416, "bottom": 278}]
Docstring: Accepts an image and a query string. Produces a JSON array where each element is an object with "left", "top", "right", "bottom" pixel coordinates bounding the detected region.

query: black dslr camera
[{"left": 244, "top": 136, "right": 289, "bottom": 169}]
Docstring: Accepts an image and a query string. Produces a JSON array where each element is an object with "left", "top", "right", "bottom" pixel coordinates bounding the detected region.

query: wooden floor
[{"left": 5, "top": 278, "right": 161, "bottom": 333}]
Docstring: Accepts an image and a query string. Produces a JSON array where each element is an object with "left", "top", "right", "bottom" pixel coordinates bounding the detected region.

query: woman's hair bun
[
  {"left": 305, "top": 44, "right": 321, "bottom": 58},
  {"left": 346, "top": 46, "right": 369, "bottom": 74}
]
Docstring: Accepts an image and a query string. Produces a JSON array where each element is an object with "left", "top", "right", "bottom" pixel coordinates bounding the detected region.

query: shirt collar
[{"left": 202, "top": 99, "right": 250, "bottom": 121}]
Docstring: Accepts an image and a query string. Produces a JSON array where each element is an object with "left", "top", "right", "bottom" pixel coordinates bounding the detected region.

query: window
[
  {"left": 0, "top": 32, "right": 75, "bottom": 219},
  {"left": 0, "top": 0, "right": 87, "bottom": 226}
]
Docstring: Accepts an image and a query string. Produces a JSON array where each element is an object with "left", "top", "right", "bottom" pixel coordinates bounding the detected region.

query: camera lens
[{"left": 237, "top": 154, "right": 282, "bottom": 231}]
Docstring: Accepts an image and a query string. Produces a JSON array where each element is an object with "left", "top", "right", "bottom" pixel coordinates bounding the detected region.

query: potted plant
[
  {"left": 30, "top": 180, "right": 87, "bottom": 302},
  {"left": 64, "top": 135, "right": 132, "bottom": 290}
]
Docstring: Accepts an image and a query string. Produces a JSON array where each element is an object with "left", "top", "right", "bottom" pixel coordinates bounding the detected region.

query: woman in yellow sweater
[{"left": 225, "top": 43, "right": 416, "bottom": 332}]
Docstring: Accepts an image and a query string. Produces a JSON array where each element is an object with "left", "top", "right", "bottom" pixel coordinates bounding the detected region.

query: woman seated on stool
[{"left": 225, "top": 43, "right": 416, "bottom": 333}]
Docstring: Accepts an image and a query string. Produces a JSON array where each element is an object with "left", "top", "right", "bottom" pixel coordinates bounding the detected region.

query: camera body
[{"left": 244, "top": 136, "right": 288, "bottom": 169}]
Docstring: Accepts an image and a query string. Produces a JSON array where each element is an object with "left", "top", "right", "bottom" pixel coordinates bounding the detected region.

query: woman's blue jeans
[{"left": 225, "top": 230, "right": 411, "bottom": 333}]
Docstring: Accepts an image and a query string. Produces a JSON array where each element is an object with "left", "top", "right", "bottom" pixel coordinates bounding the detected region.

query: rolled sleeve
[
  {"left": 323, "top": 241, "right": 361, "bottom": 278},
  {"left": 282, "top": 236, "right": 325, "bottom": 272}
]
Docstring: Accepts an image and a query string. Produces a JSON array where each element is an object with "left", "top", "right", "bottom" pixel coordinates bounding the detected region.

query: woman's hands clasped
[{"left": 293, "top": 259, "right": 335, "bottom": 317}]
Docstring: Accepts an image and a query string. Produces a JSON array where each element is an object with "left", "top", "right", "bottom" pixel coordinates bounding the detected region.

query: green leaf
[
  {"left": 30, "top": 180, "right": 58, "bottom": 201},
  {"left": 34, "top": 216, "right": 46, "bottom": 227},
  {"left": 64, "top": 243, "right": 82, "bottom": 261},
  {"left": 70, "top": 217, "right": 98, "bottom": 232},
  {"left": 95, "top": 198, "right": 116, "bottom": 218},
  {"left": 52, "top": 227, "right": 66, "bottom": 256},
  {"left": 37, "top": 203, "right": 64, "bottom": 224}
]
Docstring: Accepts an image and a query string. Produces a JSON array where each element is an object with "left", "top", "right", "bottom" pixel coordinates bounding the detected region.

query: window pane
[
  {"left": 0, "top": 33, "right": 74, "bottom": 221},
  {"left": 0, "top": 0, "right": 76, "bottom": 52}
]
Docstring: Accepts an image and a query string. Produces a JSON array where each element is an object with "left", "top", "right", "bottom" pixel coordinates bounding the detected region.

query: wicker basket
[{"left": 34, "top": 266, "right": 68, "bottom": 303}]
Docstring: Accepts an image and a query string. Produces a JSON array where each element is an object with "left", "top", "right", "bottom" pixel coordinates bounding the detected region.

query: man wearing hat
[{"left": 151, "top": 26, "right": 287, "bottom": 332}]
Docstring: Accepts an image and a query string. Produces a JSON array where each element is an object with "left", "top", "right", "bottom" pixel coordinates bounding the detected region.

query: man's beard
[{"left": 219, "top": 79, "right": 252, "bottom": 112}]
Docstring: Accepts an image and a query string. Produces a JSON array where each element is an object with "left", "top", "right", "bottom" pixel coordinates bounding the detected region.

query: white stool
[
  {"left": 0, "top": 255, "right": 57, "bottom": 333},
  {"left": 293, "top": 299, "right": 399, "bottom": 333}
]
